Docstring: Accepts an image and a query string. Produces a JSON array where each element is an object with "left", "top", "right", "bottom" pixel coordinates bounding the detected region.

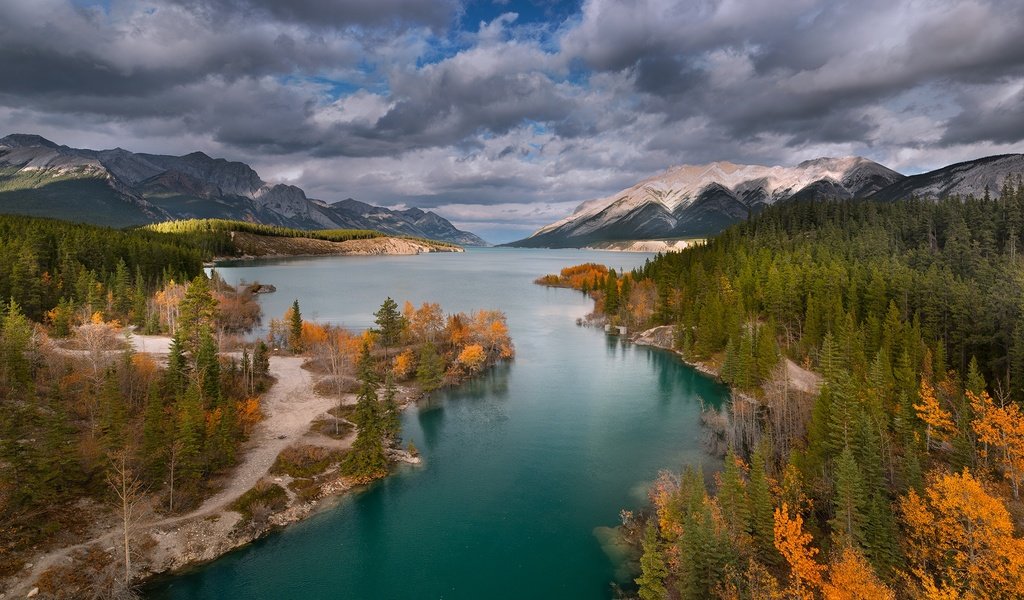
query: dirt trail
[{"left": 7, "top": 340, "right": 346, "bottom": 597}]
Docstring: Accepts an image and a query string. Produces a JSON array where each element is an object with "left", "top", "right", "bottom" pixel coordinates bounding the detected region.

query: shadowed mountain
[{"left": 0, "top": 134, "right": 488, "bottom": 245}]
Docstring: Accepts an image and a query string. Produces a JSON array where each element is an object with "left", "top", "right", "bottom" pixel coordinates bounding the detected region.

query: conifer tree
[
  {"left": 373, "top": 297, "right": 405, "bottom": 358},
  {"left": 141, "top": 383, "right": 167, "bottom": 482},
  {"left": 416, "top": 341, "right": 444, "bottom": 393},
  {"left": 748, "top": 445, "right": 779, "bottom": 565},
  {"left": 343, "top": 343, "right": 389, "bottom": 479},
  {"left": 289, "top": 299, "right": 303, "bottom": 353},
  {"left": 636, "top": 521, "right": 668, "bottom": 600},
  {"left": 718, "top": 447, "right": 750, "bottom": 540},
  {"left": 381, "top": 372, "right": 402, "bottom": 443},
  {"left": 194, "top": 326, "right": 220, "bottom": 404},
  {"left": 176, "top": 381, "right": 205, "bottom": 482},
  {"left": 830, "top": 445, "right": 867, "bottom": 550}
]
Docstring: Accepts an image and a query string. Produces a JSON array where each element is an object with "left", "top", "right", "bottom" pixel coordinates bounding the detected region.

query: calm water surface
[{"left": 150, "top": 247, "right": 728, "bottom": 600}]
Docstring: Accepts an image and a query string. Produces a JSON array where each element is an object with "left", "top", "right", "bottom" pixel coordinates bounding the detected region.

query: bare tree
[
  {"left": 166, "top": 439, "right": 182, "bottom": 514},
  {"left": 106, "top": 449, "right": 145, "bottom": 586}
]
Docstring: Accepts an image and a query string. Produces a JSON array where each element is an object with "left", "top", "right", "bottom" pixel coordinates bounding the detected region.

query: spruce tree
[
  {"left": 373, "top": 297, "right": 405, "bottom": 358},
  {"left": 195, "top": 326, "right": 220, "bottom": 405},
  {"left": 343, "top": 343, "right": 389, "bottom": 479},
  {"left": 166, "top": 331, "right": 187, "bottom": 394},
  {"left": 636, "top": 522, "right": 668, "bottom": 600},
  {"left": 416, "top": 341, "right": 444, "bottom": 393},
  {"left": 830, "top": 444, "right": 867, "bottom": 550},
  {"left": 748, "top": 445, "right": 779, "bottom": 565},
  {"left": 176, "top": 381, "right": 206, "bottom": 482},
  {"left": 289, "top": 299, "right": 303, "bottom": 353},
  {"left": 717, "top": 447, "right": 750, "bottom": 540},
  {"left": 381, "top": 373, "right": 402, "bottom": 443},
  {"left": 141, "top": 383, "right": 167, "bottom": 482}
]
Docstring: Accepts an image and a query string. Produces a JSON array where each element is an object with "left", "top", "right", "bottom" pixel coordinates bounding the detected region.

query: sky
[{"left": 1, "top": 0, "right": 1023, "bottom": 243}]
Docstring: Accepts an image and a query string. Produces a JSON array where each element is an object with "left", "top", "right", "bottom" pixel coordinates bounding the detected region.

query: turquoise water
[{"left": 150, "top": 248, "right": 728, "bottom": 599}]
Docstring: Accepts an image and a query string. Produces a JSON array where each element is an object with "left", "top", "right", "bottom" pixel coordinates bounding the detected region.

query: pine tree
[
  {"left": 176, "top": 381, "right": 205, "bottom": 482},
  {"left": 289, "top": 299, "right": 303, "bottom": 353},
  {"left": 178, "top": 274, "right": 218, "bottom": 355},
  {"left": 343, "top": 343, "right": 389, "bottom": 479},
  {"left": 718, "top": 447, "right": 750, "bottom": 540},
  {"left": 636, "top": 521, "right": 668, "bottom": 600},
  {"left": 141, "top": 383, "right": 167, "bottom": 482},
  {"left": 253, "top": 340, "right": 270, "bottom": 380},
  {"left": 165, "top": 331, "right": 187, "bottom": 394},
  {"left": 748, "top": 445, "right": 780, "bottom": 565},
  {"left": 194, "top": 326, "right": 220, "bottom": 405},
  {"left": 830, "top": 445, "right": 867, "bottom": 550},
  {"left": 416, "top": 341, "right": 444, "bottom": 393},
  {"left": 98, "top": 369, "right": 128, "bottom": 454},
  {"left": 381, "top": 373, "right": 402, "bottom": 443},
  {"left": 373, "top": 297, "right": 405, "bottom": 358}
]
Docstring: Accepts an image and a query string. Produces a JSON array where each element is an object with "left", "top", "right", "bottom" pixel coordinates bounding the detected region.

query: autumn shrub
[
  {"left": 271, "top": 445, "right": 347, "bottom": 479},
  {"left": 229, "top": 480, "right": 288, "bottom": 520}
]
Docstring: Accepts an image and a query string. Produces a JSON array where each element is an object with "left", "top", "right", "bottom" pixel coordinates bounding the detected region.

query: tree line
[{"left": 546, "top": 176, "right": 1024, "bottom": 598}]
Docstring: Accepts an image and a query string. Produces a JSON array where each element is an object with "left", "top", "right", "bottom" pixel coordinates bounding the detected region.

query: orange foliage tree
[
  {"left": 969, "top": 390, "right": 1024, "bottom": 499},
  {"left": 914, "top": 377, "right": 957, "bottom": 451},
  {"left": 393, "top": 349, "right": 416, "bottom": 379},
  {"left": 457, "top": 344, "right": 487, "bottom": 373},
  {"left": 821, "top": 546, "right": 896, "bottom": 600},
  {"left": 774, "top": 503, "right": 824, "bottom": 599},
  {"left": 900, "top": 469, "right": 1024, "bottom": 599}
]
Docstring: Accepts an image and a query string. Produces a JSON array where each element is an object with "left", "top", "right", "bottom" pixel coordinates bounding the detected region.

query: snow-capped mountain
[
  {"left": 510, "top": 157, "right": 904, "bottom": 247},
  {"left": 0, "top": 134, "right": 488, "bottom": 245}
]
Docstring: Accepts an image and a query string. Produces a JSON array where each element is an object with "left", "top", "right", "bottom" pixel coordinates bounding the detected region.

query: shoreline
[{"left": 6, "top": 331, "right": 511, "bottom": 597}]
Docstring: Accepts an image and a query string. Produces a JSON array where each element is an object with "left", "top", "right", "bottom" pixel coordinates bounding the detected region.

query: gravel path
[{"left": 7, "top": 340, "right": 345, "bottom": 596}]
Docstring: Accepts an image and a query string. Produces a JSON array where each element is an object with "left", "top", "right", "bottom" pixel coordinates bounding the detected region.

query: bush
[
  {"left": 270, "top": 444, "right": 347, "bottom": 479},
  {"left": 229, "top": 480, "right": 288, "bottom": 520}
]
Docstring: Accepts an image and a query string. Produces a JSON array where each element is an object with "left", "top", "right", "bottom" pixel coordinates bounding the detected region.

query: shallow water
[{"left": 150, "top": 247, "right": 728, "bottom": 599}]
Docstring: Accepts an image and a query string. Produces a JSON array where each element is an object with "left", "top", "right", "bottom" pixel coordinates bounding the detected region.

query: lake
[{"left": 149, "top": 247, "right": 728, "bottom": 599}]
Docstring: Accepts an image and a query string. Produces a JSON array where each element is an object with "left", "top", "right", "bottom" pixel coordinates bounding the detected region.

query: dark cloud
[
  {"left": 160, "top": 0, "right": 459, "bottom": 31},
  {"left": 0, "top": 0, "right": 1022, "bottom": 226},
  {"left": 942, "top": 86, "right": 1024, "bottom": 146}
]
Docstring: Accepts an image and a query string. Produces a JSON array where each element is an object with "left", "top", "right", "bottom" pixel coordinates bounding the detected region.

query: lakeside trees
[
  {"left": 540, "top": 180, "right": 1024, "bottom": 598},
  {"left": 0, "top": 273, "right": 269, "bottom": 580}
]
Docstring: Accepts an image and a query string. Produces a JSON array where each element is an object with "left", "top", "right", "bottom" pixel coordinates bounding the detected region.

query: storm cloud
[{"left": 0, "top": 0, "right": 1022, "bottom": 242}]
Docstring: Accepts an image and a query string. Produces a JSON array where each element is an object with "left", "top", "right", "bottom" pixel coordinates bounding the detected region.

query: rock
[{"left": 27, "top": 588, "right": 38, "bottom": 598}]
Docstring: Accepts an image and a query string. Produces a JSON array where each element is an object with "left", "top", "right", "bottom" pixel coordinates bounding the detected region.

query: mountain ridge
[
  {"left": 0, "top": 134, "right": 489, "bottom": 246},
  {"left": 509, "top": 154, "right": 1024, "bottom": 248}
]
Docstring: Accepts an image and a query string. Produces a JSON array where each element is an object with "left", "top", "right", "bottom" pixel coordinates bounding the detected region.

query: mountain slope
[
  {"left": 0, "top": 134, "right": 487, "bottom": 245},
  {"left": 511, "top": 156, "right": 905, "bottom": 248},
  {"left": 870, "top": 154, "right": 1024, "bottom": 202}
]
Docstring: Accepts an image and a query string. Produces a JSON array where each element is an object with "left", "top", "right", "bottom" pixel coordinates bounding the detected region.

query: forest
[
  {"left": 0, "top": 211, "right": 513, "bottom": 595},
  {"left": 543, "top": 176, "right": 1024, "bottom": 599}
]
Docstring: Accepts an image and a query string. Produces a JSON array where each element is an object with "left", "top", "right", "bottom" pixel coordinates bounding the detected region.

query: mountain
[
  {"left": 869, "top": 154, "right": 1024, "bottom": 202},
  {"left": 510, "top": 156, "right": 905, "bottom": 248},
  {"left": 0, "top": 134, "right": 488, "bottom": 246}
]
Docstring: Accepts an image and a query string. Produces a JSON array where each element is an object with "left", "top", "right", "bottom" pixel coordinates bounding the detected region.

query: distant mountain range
[
  {"left": 509, "top": 154, "right": 1024, "bottom": 248},
  {"left": 0, "top": 134, "right": 488, "bottom": 246}
]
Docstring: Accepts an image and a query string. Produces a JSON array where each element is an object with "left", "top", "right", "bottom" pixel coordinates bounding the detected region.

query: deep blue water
[{"left": 150, "top": 248, "right": 727, "bottom": 599}]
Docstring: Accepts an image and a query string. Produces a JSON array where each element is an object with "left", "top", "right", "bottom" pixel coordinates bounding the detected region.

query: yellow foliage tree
[
  {"left": 822, "top": 546, "right": 896, "bottom": 600},
  {"left": 457, "top": 344, "right": 487, "bottom": 373},
  {"left": 393, "top": 349, "right": 416, "bottom": 380},
  {"left": 969, "top": 390, "right": 1024, "bottom": 498},
  {"left": 900, "top": 469, "right": 1024, "bottom": 599},
  {"left": 774, "top": 503, "right": 824, "bottom": 599},
  {"left": 914, "top": 377, "right": 957, "bottom": 450}
]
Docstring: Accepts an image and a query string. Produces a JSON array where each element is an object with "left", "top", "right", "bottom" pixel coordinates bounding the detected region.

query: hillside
[
  {"left": 0, "top": 134, "right": 488, "bottom": 245},
  {"left": 509, "top": 153, "right": 1024, "bottom": 247}
]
